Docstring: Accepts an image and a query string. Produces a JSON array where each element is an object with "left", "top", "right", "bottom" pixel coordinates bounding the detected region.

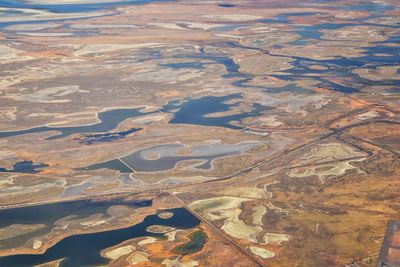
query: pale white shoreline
[{"left": 23, "top": 0, "right": 127, "bottom": 5}]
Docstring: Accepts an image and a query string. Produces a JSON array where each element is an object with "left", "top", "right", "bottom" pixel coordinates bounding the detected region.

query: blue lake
[
  {"left": 77, "top": 158, "right": 133, "bottom": 173},
  {"left": 0, "top": 206, "right": 199, "bottom": 267},
  {"left": 0, "top": 198, "right": 152, "bottom": 250},
  {"left": 162, "top": 94, "right": 268, "bottom": 130},
  {"left": 0, "top": 160, "right": 48, "bottom": 174}
]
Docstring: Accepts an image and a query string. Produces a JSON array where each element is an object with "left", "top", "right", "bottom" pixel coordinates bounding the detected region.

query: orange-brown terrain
[{"left": 0, "top": 0, "right": 399, "bottom": 266}]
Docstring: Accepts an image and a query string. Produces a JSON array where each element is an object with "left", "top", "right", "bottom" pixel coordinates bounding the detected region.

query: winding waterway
[{"left": 0, "top": 94, "right": 267, "bottom": 139}]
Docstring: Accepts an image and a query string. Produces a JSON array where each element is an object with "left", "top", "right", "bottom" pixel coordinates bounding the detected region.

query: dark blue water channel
[
  {"left": 0, "top": 198, "right": 152, "bottom": 250},
  {"left": 0, "top": 94, "right": 268, "bottom": 140},
  {"left": 0, "top": 206, "right": 199, "bottom": 267},
  {"left": 166, "top": 51, "right": 287, "bottom": 91},
  {"left": 77, "top": 158, "right": 133, "bottom": 173},
  {"left": 0, "top": 160, "right": 48, "bottom": 173},
  {"left": 246, "top": 4, "right": 400, "bottom": 93},
  {"left": 218, "top": 3, "right": 235, "bottom": 8},
  {"left": 167, "top": 51, "right": 249, "bottom": 86},
  {"left": 225, "top": 41, "right": 365, "bottom": 93},
  {"left": 76, "top": 127, "right": 141, "bottom": 145},
  {"left": 232, "top": 36, "right": 399, "bottom": 93},
  {"left": 0, "top": 107, "right": 146, "bottom": 140}
]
